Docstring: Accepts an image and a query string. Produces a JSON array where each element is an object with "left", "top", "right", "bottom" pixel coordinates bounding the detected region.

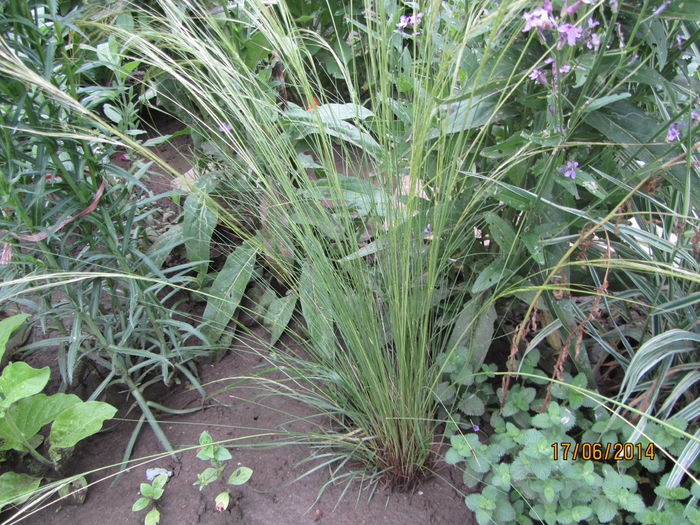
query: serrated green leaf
[
  {"left": 593, "top": 498, "right": 617, "bottom": 523},
  {"left": 459, "top": 394, "right": 485, "bottom": 416}
]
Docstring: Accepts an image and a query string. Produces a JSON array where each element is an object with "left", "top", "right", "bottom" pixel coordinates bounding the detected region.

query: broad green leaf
[
  {"left": 459, "top": 394, "right": 485, "bottom": 416},
  {"left": 485, "top": 212, "right": 516, "bottom": 254},
  {"left": 434, "top": 94, "right": 498, "bottom": 136},
  {"left": 264, "top": 292, "right": 297, "bottom": 346},
  {"left": 227, "top": 466, "right": 253, "bottom": 486},
  {"left": 202, "top": 243, "right": 257, "bottom": 344},
  {"left": 0, "top": 363, "right": 50, "bottom": 409},
  {"left": 0, "top": 472, "right": 41, "bottom": 510},
  {"left": 49, "top": 401, "right": 117, "bottom": 449},
  {"left": 299, "top": 262, "right": 336, "bottom": 358},
  {"left": 200, "top": 242, "right": 257, "bottom": 344},
  {"left": 144, "top": 224, "right": 186, "bottom": 270},
  {"left": 574, "top": 170, "right": 607, "bottom": 199},
  {"left": 102, "top": 103, "right": 122, "bottom": 124},
  {"left": 0, "top": 393, "right": 81, "bottom": 451},
  {"left": 286, "top": 103, "right": 381, "bottom": 157},
  {"left": 480, "top": 133, "right": 528, "bottom": 159},
  {"left": 471, "top": 257, "right": 509, "bottom": 294},
  {"left": 447, "top": 292, "right": 497, "bottom": 371},
  {"left": 194, "top": 467, "right": 221, "bottom": 489},
  {"left": 183, "top": 176, "right": 218, "bottom": 282},
  {"left": 0, "top": 314, "right": 29, "bottom": 363},
  {"left": 132, "top": 497, "right": 150, "bottom": 512},
  {"left": 145, "top": 507, "right": 160, "bottom": 525},
  {"left": 152, "top": 474, "right": 169, "bottom": 491},
  {"left": 641, "top": 19, "right": 667, "bottom": 68}
]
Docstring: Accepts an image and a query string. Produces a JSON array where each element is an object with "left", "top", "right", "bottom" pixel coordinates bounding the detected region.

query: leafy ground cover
[{"left": 0, "top": 0, "right": 698, "bottom": 523}]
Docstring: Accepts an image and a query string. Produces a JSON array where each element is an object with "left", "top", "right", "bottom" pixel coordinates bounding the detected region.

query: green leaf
[
  {"left": 145, "top": 224, "right": 186, "bottom": 270},
  {"left": 227, "top": 466, "right": 253, "bottom": 486},
  {"left": 0, "top": 314, "right": 30, "bottom": 363},
  {"left": 485, "top": 212, "right": 516, "bottom": 254},
  {"left": 183, "top": 180, "right": 218, "bottom": 282},
  {"left": 201, "top": 242, "right": 258, "bottom": 344},
  {"left": 194, "top": 467, "right": 222, "bottom": 489},
  {"left": 0, "top": 393, "right": 81, "bottom": 451},
  {"left": 264, "top": 292, "right": 297, "bottom": 346},
  {"left": 0, "top": 472, "right": 41, "bottom": 510},
  {"left": 447, "top": 292, "right": 497, "bottom": 371},
  {"left": 132, "top": 497, "right": 150, "bottom": 512},
  {"left": 581, "top": 93, "right": 631, "bottom": 114},
  {"left": 584, "top": 101, "right": 700, "bottom": 204},
  {"left": 152, "top": 474, "right": 169, "bottom": 491},
  {"left": 145, "top": 507, "right": 160, "bottom": 525},
  {"left": 459, "top": 394, "right": 485, "bottom": 416},
  {"left": 299, "top": 262, "right": 336, "bottom": 358},
  {"left": 102, "top": 103, "right": 122, "bottom": 124},
  {"left": 49, "top": 401, "right": 117, "bottom": 449},
  {"left": 286, "top": 104, "right": 381, "bottom": 158},
  {"left": 471, "top": 257, "right": 509, "bottom": 293},
  {"left": 593, "top": 497, "right": 617, "bottom": 523},
  {"left": 0, "top": 363, "right": 50, "bottom": 409}
]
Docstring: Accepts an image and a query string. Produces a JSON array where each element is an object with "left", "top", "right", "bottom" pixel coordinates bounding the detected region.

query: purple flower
[
  {"left": 543, "top": 0, "right": 553, "bottom": 13},
  {"left": 218, "top": 123, "right": 233, "bottom": 133},
  {"left": 397, "top": 12, "right": 423, "bottom": 31},
  {"left": 557, "top": 160, "right": 579, "bottom": 179},
  {"left": 563, "top": 0, "right": 584, "bottom": 16},
  {"left": 423, "top": 224, "right": 432, "bottom": 235},
  {"left": 692, "top": 111, "right": 699, "bottom": 122},
  {"left": 472, "top": 424, "right": 480, "bottom": 432},
  {"left": 522, "top": 8, "right": 554, "bottom": 32},
  {"left": 587, "top": 17, "right": 600, "bottom": 29},
  {"left": 559, "top": 64, "right": 572, "bottom": 74},
  {"left": 557, "top": 23, "right": 583, "bottom": 47},
  {"left": 666, "top": 121, "right": 685, "bottom": 142},
  {"left": 653, "top": 0, "right": 672, "bottom": 16},
  {"left": 586, "top": 32, "right": 601, "bottom": 51},
  {"left": 529, "top": 69, "right": 548, "bottom": 85}
]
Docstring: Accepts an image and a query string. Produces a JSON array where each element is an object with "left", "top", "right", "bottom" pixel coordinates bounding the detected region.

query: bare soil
[{"left": 15, "top": 332, "right": 473, "bottom": 525}]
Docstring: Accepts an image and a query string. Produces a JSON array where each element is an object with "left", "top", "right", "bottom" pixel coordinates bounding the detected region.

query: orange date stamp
[{"left": 551, "top": 442, "right": 655, "bottom": 461}]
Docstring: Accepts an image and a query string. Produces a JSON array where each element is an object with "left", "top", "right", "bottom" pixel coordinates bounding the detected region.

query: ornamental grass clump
[
  {"left": 94, "top": 0, "right": 532, "bottom": 487},
  {"left": 105, "top": 0, "right": 699, "bottom": 495}
]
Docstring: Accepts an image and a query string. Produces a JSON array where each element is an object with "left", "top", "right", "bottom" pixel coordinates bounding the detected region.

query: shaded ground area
[{"left": 17, "top": 331, "right": 473, "bottom": 525}]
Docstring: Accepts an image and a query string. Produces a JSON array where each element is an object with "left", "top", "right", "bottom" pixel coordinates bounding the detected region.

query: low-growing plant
[
  {"left": 194, "top": 431, "right": 252, "bottom": 512},
  {"left": 132, "top": 472, "right": 169, "bottom": 525},
  {"left": 444, "top": 349, "right": 700, "bottom": 525},
  {"left": 0, "top": 314, "right": 117, "bottom": 511}
]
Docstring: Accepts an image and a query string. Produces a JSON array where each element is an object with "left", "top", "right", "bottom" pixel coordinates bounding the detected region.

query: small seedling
[
  {"left": 132, "top": 473, "right": 169, "bottom": 525},
  {"left": 194, "top": 431, "right": 252, "bottom": 512}
]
